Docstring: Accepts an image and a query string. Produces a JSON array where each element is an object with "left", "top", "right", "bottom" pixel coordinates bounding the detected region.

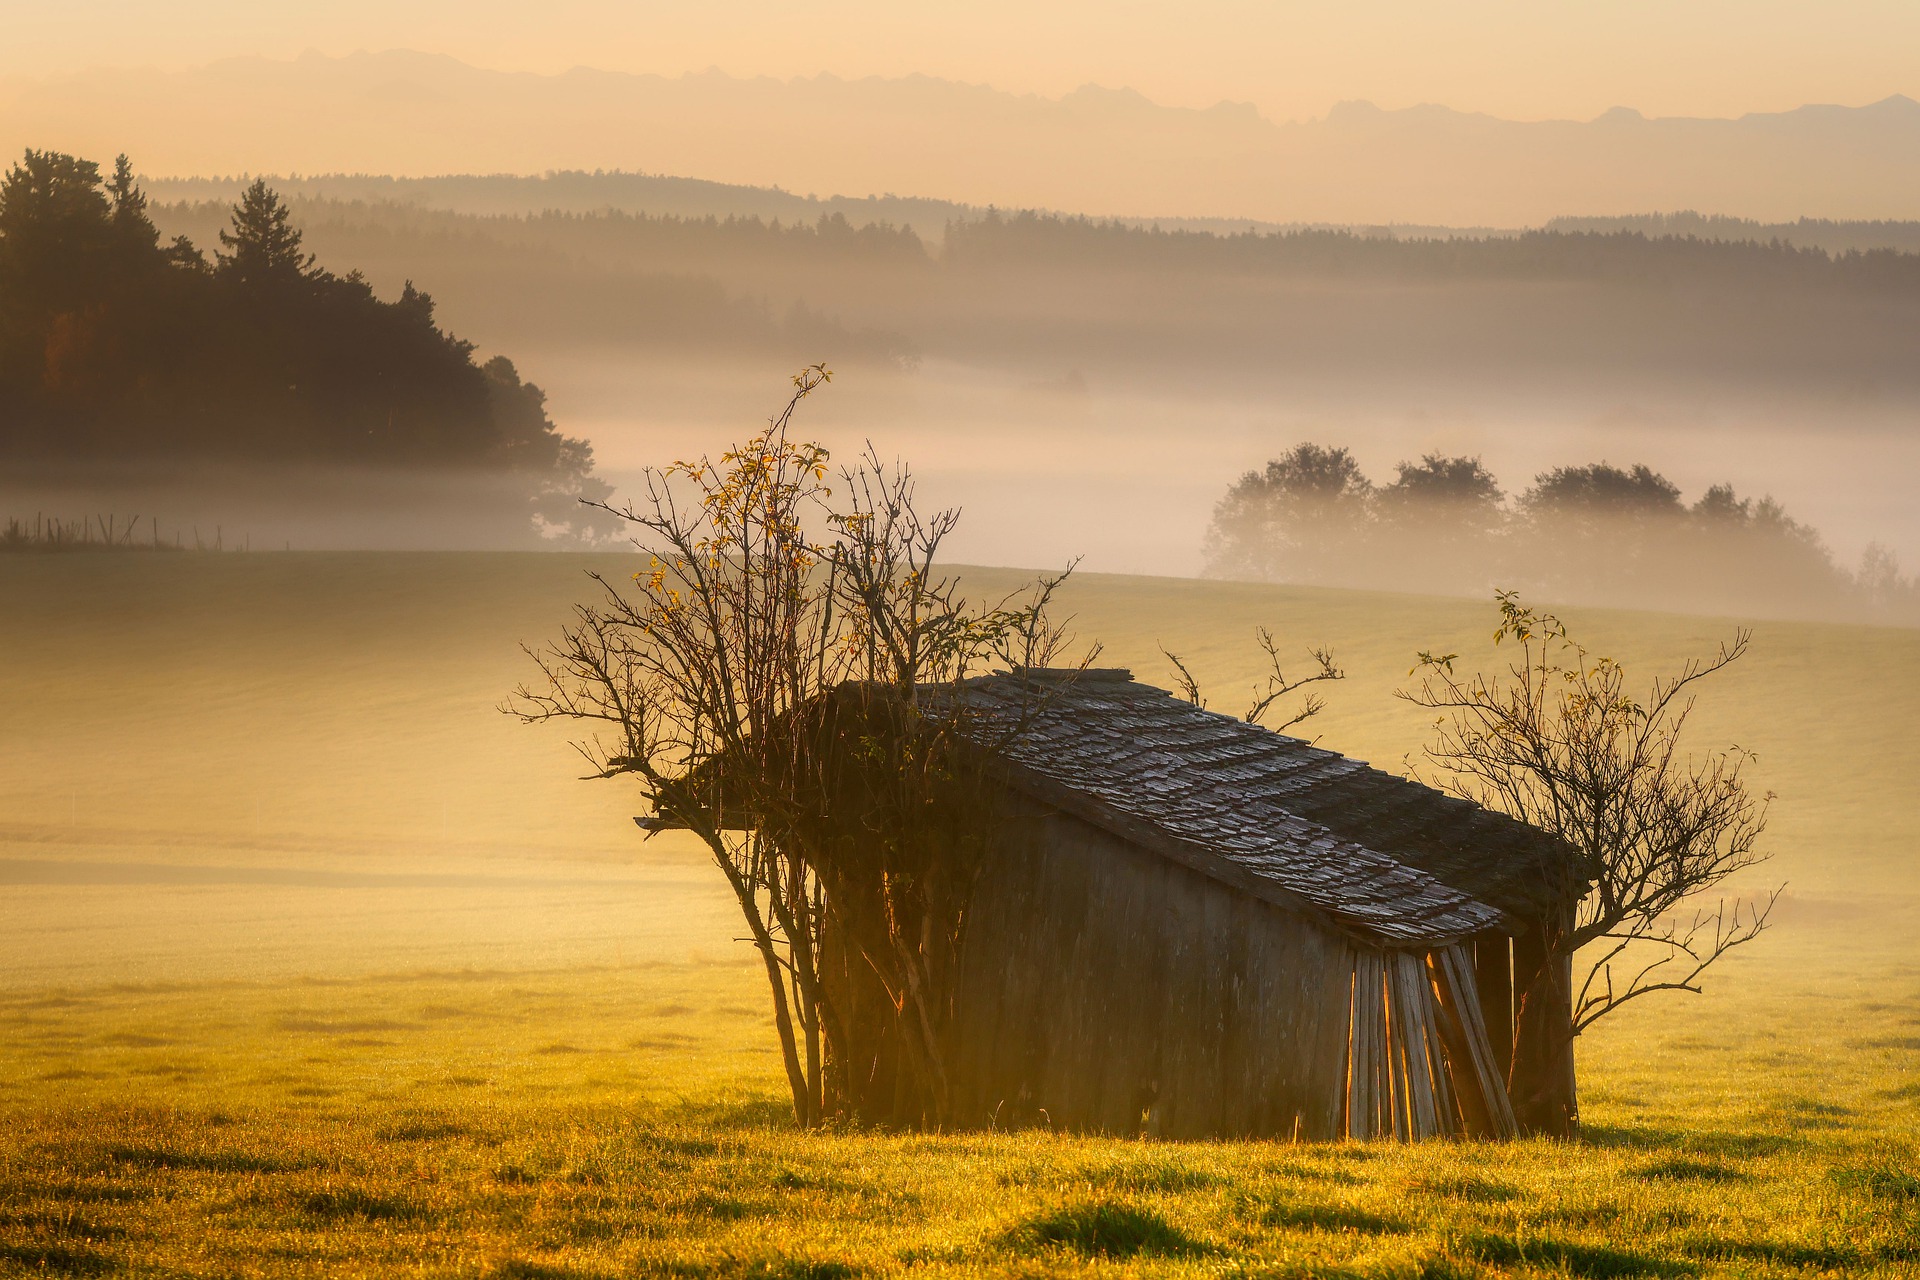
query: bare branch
[
  {"left": 1161, "top": 646, "right": 1204, "bottom": 708},
  {"left": 1401, "top": 590, "right": 1781, "bottom": 1041},
  {"left": 504, "top": 375, "right": 1095, "bottom": 1130}
]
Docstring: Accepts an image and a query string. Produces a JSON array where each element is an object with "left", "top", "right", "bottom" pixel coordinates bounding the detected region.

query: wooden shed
[{"left": 895, "top": 667, "right": 1583, "bottom": 1141}]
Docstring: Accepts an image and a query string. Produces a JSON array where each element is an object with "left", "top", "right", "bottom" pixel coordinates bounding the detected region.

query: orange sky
[{"left": 8, "top": 0, "right": 1916, "bottom": 123}]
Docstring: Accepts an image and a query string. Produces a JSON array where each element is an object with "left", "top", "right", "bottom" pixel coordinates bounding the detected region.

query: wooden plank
[
  {"left": 1473, "top": 930, "right": 1515, "bottom": 1085},
  {"left": 1349, "top": 949, "right": 1383, "bottom": 1138},
  {"left": 1002, "top": 810, "right": 1081, "bottom": 1126},
  {"left": 1359, "top": 948, "right": 1392, "bottom": 1139},
  {"left": 1243, "top": 896, "right": 1339, "bottom": 1139},
  {"left": 1218, "top": 890, "right": 1256, "bottom": 1136},
  {"left": 1384, "top": 953, "right": 1410, "bottom": 1140},
  {"left": 1085, "top": 845, "right": 1165, "bottom": 1134},
  {"left": 1305, "top": 930, "right": 1359, "bottom": 1141},
  {"left": 1509, "top": 914, "right": 1576, "bottom": 1134},
  {"left": 950, "top": 813, "right": 1031, "bottom": 1125},
  {"left": 1374, "top": 959, "right": 1390, "bottom": 1143},
  {"left": 1123, "top": 855, "right": 1173, "bottom": 1137},
  {"left": 1042, "top": 811, "right": 1110, "bottom": 1128},
  {"left": 1440, "top": 945, "right": 1518, "bottom": 1138},
  {"left": 1373, "top": 953, "right": 1394, "bottom": 1138},
  {"left": 1391, "top": 953, "right": 1440, "bottom": 1139},
  {"left": 1341, "top": 961, "right": 1360, "bottom": 1139},
  {"left": 1229, "top": 893, "right": 1271, "bottom": 1136},
  {"left": 1425, "top": 948, "right": 1496, "bottom": 1137},
  {"left": 1421, "top": 959, "right": 1461, "bottom": 1137},
  {"left": 1002, "top": 818, "right": 1060, "bottom": 1126},
  {"left": 1075, "top": 835, "right": 1125, "bottom": 1132},
  {"left": 1370, "top": 948, "right": 1393, "bottom": 1141},
  {"left": 1180, "top": 872, "right": 1234, "bottom": 1138},
  {"left": 1155, "top": 856, "right": 1208, "bottom": 1138}
]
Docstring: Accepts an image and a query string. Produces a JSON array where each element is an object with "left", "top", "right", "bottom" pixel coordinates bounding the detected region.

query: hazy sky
[{"left": 9, "top": 0, "right": 1916, "bottom": 122}]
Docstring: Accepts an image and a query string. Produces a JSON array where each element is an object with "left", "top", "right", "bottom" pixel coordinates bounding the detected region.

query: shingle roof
[{"left": 943, "top": 667, "right": 1579, "bottom": 948}]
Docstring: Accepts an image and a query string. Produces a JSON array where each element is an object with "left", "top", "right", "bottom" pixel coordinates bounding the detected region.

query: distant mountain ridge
[{"left": 4, "top": 50, "right": 1918, "bottom": 224}]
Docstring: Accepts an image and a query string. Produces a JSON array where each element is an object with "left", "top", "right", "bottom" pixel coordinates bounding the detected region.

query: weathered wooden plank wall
[{"left": 949, "top": 804, "right": 1352, "bottom": 1139}]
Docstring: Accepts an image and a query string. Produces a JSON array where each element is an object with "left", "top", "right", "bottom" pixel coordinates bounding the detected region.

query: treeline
[
  {"left": 151, "top": 198, "right": 923, "bottom": 365},
  {"left": 943, "top": 214, "right": 1920, "bottom": 291},
  {"left": 142, "top": 170, "right": 979, "bottom": 231},
  {"left": 1545, "top": 212, "right": 1920, "bottom": 257},
  {"left": 133, "top": 194, "right": 1920, "bottom": 403},
  {"left": 157, "top": 200, "right": 930, "bottom": 271},
  {"left": 0, "top": 150, "right": 615, "bottom": 540},
  {"left": 153, "top": 198, "right": 1920, "bottom": 295},
  {"left": 1206, "top": 445, "right": 1920, "bottom": 623}
]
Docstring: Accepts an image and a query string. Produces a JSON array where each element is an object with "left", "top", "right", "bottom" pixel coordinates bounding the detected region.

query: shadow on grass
[
  {"left": 1405, "top": 1174, "right": 1524, "bottom": 1203},
  {"left": 1576, "top": 1125, "right": 1794, "bottom": 1158},
  {"left": 277, "top": 1017, "right": 416, "bottom": 1035},
  {"left": 672, "top": 1191, "right": 775, "bottom": 1221},
  {"left": 1459, "top": 1230, "right": 1690, "bottom": 1278},
  {"left": 493, "top": 1162, "right": 552, "bottom": 1185},
  {"left": 1761, "top": 1097, "right": 1855, "bottom": 1129},
  {"left": 1081, "top": 1155, "right": 1227, "bottom": 1193},
  {"left": 1630, "top": 1157, "right": 1745, "bottom": 1183},
  {"left": 376, "top": 1119, "right": 472, "bottom": 1142},
  {"left": 0, "top": 1209, "right": 124, "bottom": 1240},
  {"left": 769, "top": 1167, "right": 857, "bottom": 1192},
  {"left": 1258, "top": 1200, "right": 1411, "bottom": 1234},
  {"left": 1859, "top": 1035, "right": 1920, "bottom": 1051},
  {"left": 669, "top": 1097, "right": 794, "bottom": 1131},
  {"left": 1004, "top": 1201, "right": 1212, "bottom": 1259},
  {"left": 1831, "top": 1161, "right": 1920, "bottom": 1201},
  {"left": 0, "top": 1241, "right": 114, "bottom": 1275},
  {"left": 657, "top": 1257, "right": 858, "bottom": 1279},
  {"left": 489, "top": 1262, "right": 616, "bottom": 1280},
  {"left": 993, "top": 1154, "right": 1227, "bottom": 1193},
  {"left": 106, "top": 1145, "right": 300, "bottom": 1174},
  {"left": 632, "top": 1130, "right": 723, "bottom": 1159},
  {"left": 1680, "top": 1237, "right": 1861, "bottom": 1269},
  {"left": 11, "top": 1181, "right": 149, "bottom": 1204},
  {"left": 298, "top": 1187, "right": 427, "bottom": 1222},
  {"left": 1264, "top": 1160, "right": 1365, "bottom": 1186}
]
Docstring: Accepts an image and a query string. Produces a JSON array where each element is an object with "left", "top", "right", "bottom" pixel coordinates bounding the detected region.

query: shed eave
[{"left": 989, "top": 756, "right": 1504, "bottom": 950}]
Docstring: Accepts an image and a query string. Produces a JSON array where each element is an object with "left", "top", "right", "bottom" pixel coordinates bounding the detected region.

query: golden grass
[
  {"left": 3, "top": 955, "right": 1916, "bottom": 1277},
  {"left": 3, "top": 552, "right": 1918, "bottom": 1276}
]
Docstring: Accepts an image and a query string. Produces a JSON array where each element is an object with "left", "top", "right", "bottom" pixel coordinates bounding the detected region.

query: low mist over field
[
  {"left": 6, "top": 165, "right": 1915, "bottom": 616},
  {"left": 5, "top": 6, "right": 1920, "bottom": 1273}
]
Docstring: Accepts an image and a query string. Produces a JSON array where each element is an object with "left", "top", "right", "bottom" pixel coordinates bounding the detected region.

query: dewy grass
[
  {"left": 4, "top": 556, "right": 1920, "bottom": 1276},
  {"left": 1004, "top": 1201, "right": 1212, "bottom": 1258},
  {"left": 3, "top": 959, "right": 1920, "bottom": 1278}
]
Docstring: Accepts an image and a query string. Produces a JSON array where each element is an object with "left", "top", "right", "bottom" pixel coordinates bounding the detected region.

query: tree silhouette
[
  {"left": 1382, "top": 453, "right": 1503, "bottom": 511},
  {"left": 1520, "top": 463, "right": 1683, "bottom": 518},
  {"left": 1204, "top": 443, "right": 1374, "bottom": 581},
  {"left": 0, "top": 149, "right": 615, "bottom": 542},
  {"left": 217, "top": 178, "right": 316, "bottom": 286},
  {"left": 1405, "top": 593, "right": 1777, "bottom": 1134}
]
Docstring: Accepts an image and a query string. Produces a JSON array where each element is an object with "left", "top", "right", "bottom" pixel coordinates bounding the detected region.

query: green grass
[
  {"left": 2, "top": 889, "right": 1914, "bottom": 1277},
  {"left": 4, "top": 552, "right": 1920, "bottom": 1275},
  {"left": 3, "top": 964, "right": 1917, "bottom": 1277}
]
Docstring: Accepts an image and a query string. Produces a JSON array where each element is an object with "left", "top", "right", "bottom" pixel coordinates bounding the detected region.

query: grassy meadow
[{"left": 3, "top": 551, "right": 1918, "bottom": 1277}]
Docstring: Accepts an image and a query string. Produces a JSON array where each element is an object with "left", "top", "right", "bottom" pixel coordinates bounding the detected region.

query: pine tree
[
  {"left": 106, "top": 155, "right": 146, "bottom": 223},
  {"left": 216, "top": 179, "right": 316, "bottom": 286},
  {"left": 106, "top": 154, "right": 160, "bottom": 257}
]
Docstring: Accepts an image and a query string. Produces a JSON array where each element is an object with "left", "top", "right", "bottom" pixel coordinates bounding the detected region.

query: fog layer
[{"left": 122, "top": 192, "right": 1920, "bottom": 614}]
